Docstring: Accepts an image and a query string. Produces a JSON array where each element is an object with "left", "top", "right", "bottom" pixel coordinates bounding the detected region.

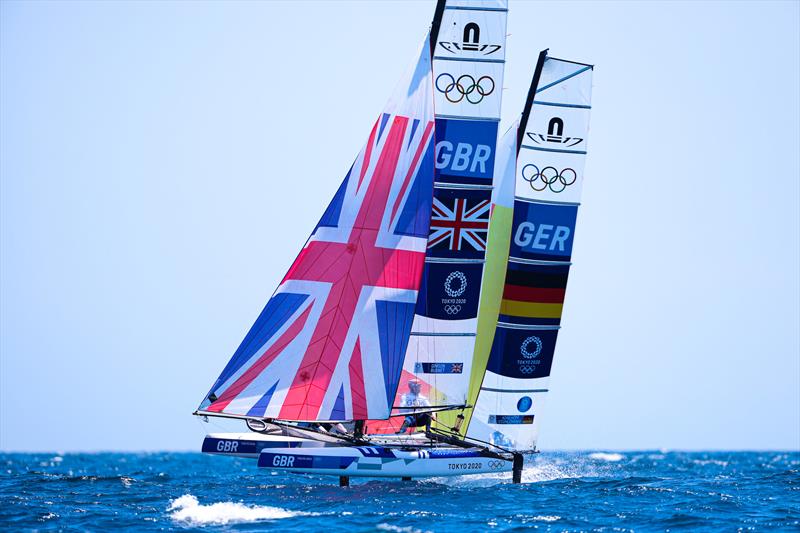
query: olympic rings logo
[
  {"left": 435, "top": 73, "right": 495, "bottom": 104},
  {"left": 521, "top": 164, "right": 577, "bottom": 193},
  {"left": 488, "top": 460, "right": 505, "bottom": 469},
  {"left": 520, "top": 336, "right": 542, "bottom": 359},
  {"left": 444, "top": 304, "right": 462, "bottom": 315},
  {"left": 444, "top": 271, "right": 467, "bottom": 298},
  {"left": 519, "top": 366, "right": 536, "bottom": 374}
]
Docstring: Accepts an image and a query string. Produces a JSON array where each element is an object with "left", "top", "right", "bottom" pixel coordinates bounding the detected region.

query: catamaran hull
[
  {"left": 257, "top": 445, "right": 513, "bottom": 477},
  {"left": 202, "top": 433, "right": 325, "bottom": 459}
]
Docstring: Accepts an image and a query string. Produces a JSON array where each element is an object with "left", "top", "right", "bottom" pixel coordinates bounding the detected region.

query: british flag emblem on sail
[
  {"left": 427, "top": 190, "right": 491, "bottom": 257},
  {"left": 200, "top": 63, "right": 436, "bottom": 423}
]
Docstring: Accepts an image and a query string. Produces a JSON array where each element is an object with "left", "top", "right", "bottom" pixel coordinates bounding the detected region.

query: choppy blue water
[{"left": 1, "top": 451, "right": 798, "bottom": 531}]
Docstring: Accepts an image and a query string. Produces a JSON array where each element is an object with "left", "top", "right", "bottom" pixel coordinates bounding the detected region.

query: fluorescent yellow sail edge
[{"left": 437, "top": 124, "right": 518, "bottom": 435}]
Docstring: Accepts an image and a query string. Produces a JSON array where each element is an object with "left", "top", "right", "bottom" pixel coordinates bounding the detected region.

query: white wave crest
[
  {"left": 377, "top": 524, "right": 429, "bottom": 533},
  {"left": 532, "top": 515, "right": 561, "bottom": 522},
  {"left": 589, "top": 452, "right": 624, "bottom": 462},
  {"left": 168, "top": 494, "right": 307, "bottom": 526},
  {"left": 692, "top": 459, "right": 728, "bottom": 467}
]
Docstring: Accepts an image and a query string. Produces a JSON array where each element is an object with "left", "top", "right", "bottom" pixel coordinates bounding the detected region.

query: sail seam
[
  {"left": 434, "top": 183, "right": 494, "bottom": 191},
  {"left": 536, "top": 65, "right": 592, "bottom": 93},
  {"left": 496, "top": 322, "right": 560, "bottom": 331},
  {"left": 519, "top": 144, "right": 587, "bottom": 155},
  {"left": 534, "top": 100, "right": 591, "bottom": 109},
  {"left": 444, "top": 6, "right": 508, "bottom": 12},
  {"left": 435, "top": 114, "right": 501, "bottom": 122},
  {"left": 480, "top": 387, "right": 549, "bottom": 394},
  {"left": 425, "top": 257, "right": 484, "bottom": 264},
  {"left": 508, "top": 256, "right": 572, "bottom": 266},
  {"left": 409, "top": 332, "right": 477, "bottom": 337},
  {"left": 433, "top": 56, "right": 504, "bottom": 65},
  {"left": 513, "top": 195, "right": 581, "bottom": 207}
]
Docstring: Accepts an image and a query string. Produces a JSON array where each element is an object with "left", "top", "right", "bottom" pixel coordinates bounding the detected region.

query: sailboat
[{"left": 194, "top": 0, "right": 594, "bottom": 484}]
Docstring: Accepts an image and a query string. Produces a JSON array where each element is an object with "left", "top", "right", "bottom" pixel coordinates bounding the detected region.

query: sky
[{"left": 1, "top": 0, "right": 798, "bottom": 452}]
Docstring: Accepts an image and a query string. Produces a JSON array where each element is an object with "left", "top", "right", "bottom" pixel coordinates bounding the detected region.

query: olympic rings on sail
[
  {"left": 444, "top": 304, "right": 462, "bottom": 315},
  {"left": 488, "top": 460, "right": 505, "bottom": 469},
  {"left": 521, "top": 164, "right": 577, "bottom": 193},
  {"left": 444, "top": 271, "right": 467, "bottom": 298},
  {"left": 519, "top": 366, "right": 536, "bottom": 374},
  {"left": 520, "top": 336, "right": 542, "bottom": 359},
  {"left": 435, "top": 73, "right": 495, "bottom": 104}
]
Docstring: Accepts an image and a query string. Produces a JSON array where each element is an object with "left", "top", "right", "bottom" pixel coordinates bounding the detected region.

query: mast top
[
  {"left": 429, "top": 0, "right": 447, "bottom": 58},
  {"left": 517, "top": 49, "right": 549, "bottom": 155}
]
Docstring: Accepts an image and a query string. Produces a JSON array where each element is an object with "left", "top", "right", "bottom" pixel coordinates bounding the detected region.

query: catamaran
[{"left": 194, "top": 0, "right": 594, "bottom": 484}]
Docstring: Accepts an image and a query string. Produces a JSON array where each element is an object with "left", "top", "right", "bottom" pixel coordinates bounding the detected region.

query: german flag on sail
[{"left": 499, "top": 262, "right": 570, "bottom": 326}]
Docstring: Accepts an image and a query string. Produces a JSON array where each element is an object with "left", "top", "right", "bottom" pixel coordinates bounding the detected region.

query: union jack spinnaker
[{"left": 197, "top": 37, "right": 437, "bottom": 422}]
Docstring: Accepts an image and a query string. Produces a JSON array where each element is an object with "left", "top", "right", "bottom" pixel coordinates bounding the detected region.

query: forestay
[
  {"left": 197, "top": 37, "right": 437, "bottom": 422},
  {"left": 382, "top": 0, "right": 509, "bottom": 426},
  {"left": 467, "top": 56, "right": 593, "bottom": 451}
]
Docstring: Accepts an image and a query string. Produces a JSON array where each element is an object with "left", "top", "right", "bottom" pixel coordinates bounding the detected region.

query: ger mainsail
[{"left": 462, "top": 51, "right": 595, "bottom": 451}]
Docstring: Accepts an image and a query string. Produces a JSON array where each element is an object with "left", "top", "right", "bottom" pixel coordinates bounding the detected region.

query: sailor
[
  {"left": 490, "top": 430, "right": 514, "bottom": 449},
  {"left": 397, "top": 379, "right": 436, "bottom": 433}
]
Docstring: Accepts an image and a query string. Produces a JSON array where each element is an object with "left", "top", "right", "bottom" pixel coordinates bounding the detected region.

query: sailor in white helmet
[{"left": 397, "top": 379, "right": 436, "bottom": 433}]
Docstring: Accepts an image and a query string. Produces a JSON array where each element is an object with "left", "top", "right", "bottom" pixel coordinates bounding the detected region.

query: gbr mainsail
[
  {"left": 466, "top": 54, "right": 594, "bottom": 450},
  {"left": 197, "top": 37, "right": 437, "bottom": 422},
  {"left": 381, "top": 0, "right": 509, "bottom": 424}
]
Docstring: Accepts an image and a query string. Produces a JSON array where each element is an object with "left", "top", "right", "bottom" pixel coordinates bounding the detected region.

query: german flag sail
[{"left": 500, "top": 262, "right": 569, "bottom": 325}]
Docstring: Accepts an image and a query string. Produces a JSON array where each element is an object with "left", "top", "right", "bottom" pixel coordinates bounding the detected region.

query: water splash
[
  {"left": 167, "top": 494, "right": 310, "bottom": 526},
  {"left": 423, "top": 454, "right": 604, "bottom": 487}
]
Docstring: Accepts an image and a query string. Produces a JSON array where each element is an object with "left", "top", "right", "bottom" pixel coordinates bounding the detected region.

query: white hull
[
  {"left": 257, "top": 444, "right": 514, "bottom": 478},
  {"left": 203, "top": 432, "right": 521, "bottom": 478},
  {"left": 202, "top": 432, "right": 329, "bottom": 459}
]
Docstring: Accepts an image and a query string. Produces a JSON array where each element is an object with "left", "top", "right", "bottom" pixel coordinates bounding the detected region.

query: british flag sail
[
  {"left": 386, "top": 0, "right": 509, "bottom": 421},
  {"left": 197, "top": 38, "right": 436, "bottom": 422}
]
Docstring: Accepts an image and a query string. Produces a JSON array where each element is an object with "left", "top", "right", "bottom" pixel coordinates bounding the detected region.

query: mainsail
[
  {"left": 197, "top": 37, "right": 437, "bottom": 422},
  {"left": 383, "top": 0, "right": 509, "bottom": 424},
  {"left": 466, "top": 54, "right": 594, "bottom": 451}
]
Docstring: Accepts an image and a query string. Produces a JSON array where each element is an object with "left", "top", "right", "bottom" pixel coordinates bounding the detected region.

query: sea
[{"left": 1, "top": 451, "right": 797, "bottom": 531}]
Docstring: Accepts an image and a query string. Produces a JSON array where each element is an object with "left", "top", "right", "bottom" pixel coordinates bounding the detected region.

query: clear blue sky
[{"left": 1, "top": 0, "right": 798, "bottom": 452}]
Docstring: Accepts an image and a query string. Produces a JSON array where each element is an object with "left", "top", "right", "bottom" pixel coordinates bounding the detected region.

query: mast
[
  {"left": 429, "top": 0, "right": 447, "bottom": 58},
  {"left": 516, "top": 49, "right": 548, "bottom": 155}
]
